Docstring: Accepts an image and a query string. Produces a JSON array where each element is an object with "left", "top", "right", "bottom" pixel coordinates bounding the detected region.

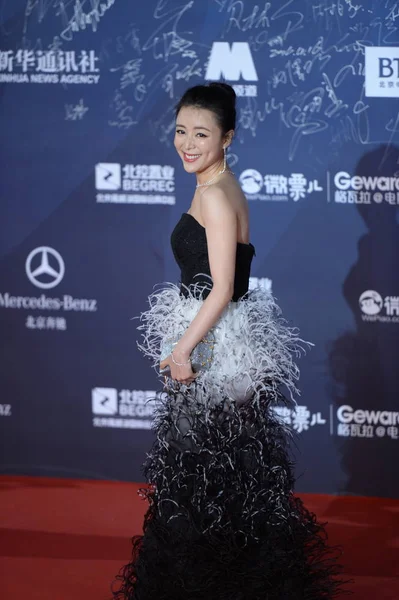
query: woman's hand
[{"left": 160, "top": 349, "right": 198, "bottom": 385}]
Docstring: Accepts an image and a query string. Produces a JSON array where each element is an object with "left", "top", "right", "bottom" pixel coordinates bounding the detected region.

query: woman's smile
[{"left": 183, "top": 152, "right": 201, "bottom": 163}]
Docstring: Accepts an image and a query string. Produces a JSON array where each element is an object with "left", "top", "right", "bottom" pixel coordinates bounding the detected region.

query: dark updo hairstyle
[{"left": 175, "top": 82, "right": 236, "bottom": 135}]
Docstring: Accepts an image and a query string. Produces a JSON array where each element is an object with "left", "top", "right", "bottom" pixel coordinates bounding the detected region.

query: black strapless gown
[{"left": 112, "top": 213, "right": 347, "bottom": 599}]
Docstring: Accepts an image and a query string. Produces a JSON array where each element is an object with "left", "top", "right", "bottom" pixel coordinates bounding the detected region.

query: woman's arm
[{"left": 160, "top": 186, "right": 237, "bottom": 382}]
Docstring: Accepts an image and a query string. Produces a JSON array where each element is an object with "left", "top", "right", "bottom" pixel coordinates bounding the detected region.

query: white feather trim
[{"left": 136, "top": 282, "right": 312, "bottom": 405}]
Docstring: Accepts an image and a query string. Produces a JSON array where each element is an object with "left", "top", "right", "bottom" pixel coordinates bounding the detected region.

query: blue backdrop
[{"left": 1, "top": 0, "right": 398, "bottom": 497}]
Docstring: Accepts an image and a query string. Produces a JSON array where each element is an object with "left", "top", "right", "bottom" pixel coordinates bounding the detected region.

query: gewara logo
[
  {"left": 334, "top": 171, "right": 399, "bottom": 192},
  {"left": 337, "top": 405, "right": 399, "bottom": 426}
]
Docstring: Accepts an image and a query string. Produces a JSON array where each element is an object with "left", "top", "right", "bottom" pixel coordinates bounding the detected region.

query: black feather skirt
[{"left": 112, "top": 382, "right": 348, "bottom": 599}]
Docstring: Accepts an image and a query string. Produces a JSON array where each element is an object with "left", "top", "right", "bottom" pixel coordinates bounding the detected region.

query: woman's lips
[{"left": 183, "top": 153, "right": 201, "bottom": 163}]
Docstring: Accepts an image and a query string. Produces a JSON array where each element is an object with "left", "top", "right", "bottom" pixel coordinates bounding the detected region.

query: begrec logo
[
  {"left": 239, "top": 169, "right": 263, "bottom": 194},
  {"left": 25, "top": 247, "right": 65, "bottom": 289},
  {"left": 205, "top": 42, "right": 258, "bottom": 82},
  {"left": 92, "top": 388, "right": 118, "bottom": 415},
  {"left": 95, "top": 163, "right": 122, "bottom": 190},
  {"left": 359, "top": 290, "right": 383, "bottom": 316}
]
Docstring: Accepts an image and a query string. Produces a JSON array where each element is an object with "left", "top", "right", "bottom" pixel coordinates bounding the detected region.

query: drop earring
[{"left": 195, "top": 146, "right": 232, "bottom": 189}]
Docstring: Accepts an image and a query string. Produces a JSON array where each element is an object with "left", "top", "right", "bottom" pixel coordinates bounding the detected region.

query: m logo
[{"left": 205, "top": 42, "right": 258, "bottom": 82}]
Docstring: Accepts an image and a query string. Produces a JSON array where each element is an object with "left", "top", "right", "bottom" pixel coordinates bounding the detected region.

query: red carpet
[{"left": 0, "top": 476, "right": 398, "bottom": 599}]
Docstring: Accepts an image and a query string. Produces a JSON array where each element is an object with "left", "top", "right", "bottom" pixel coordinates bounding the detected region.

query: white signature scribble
[
  {"left": 216, "top": 0, "right": 304, "bottom": 42},
  {"left": 106, "top": 0, "right": 208, "bottom": 131},
  {"left": 238, "top": 89, "right": 326, "bottom": 161},
  {"left": 321, "top": 73, "right": 349, "bottom": 117},
  {"left": 312, "top": 0, "right": 364, "bottom": 25},
  {"left": 65, "top": 98, "right": 89, "bottom": 120},
  {"left": 110, "top": 58, "right": 146, "bottom": 100},
  {"left": 108, "top": 89, "right": 137, "bottom": 129},
  {"left": 386, "top": 2, "right": 399, "bottom": 23},
  {"left": 176, "top": 59, "right": 202, "bottom": 81},
  {"left": 236, "top": 55, "right": 392, "bottom": 163},
  {"left": 142, "top": 0, "right": 199, "bottom": 61},
  {"left": 149, "top": 105, "right": 176, "bottom": 146},
  {"left": 62, "top": 0, "right": 116, "bottom": 40},
  {"left": 99, "top": 24, "right": 142, "bottom": 65},
  {"left": 23, "top": 0, "right": 116, "bottom": 40},
  {"left": 218, "top": 0, "right": 272, "bottom": 32},
  {"left": 21, "top": 0, "right": 392, "bottom": 162}
]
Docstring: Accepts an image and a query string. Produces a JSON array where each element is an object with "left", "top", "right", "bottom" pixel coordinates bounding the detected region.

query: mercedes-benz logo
[{"left": 25, "top": 247, "right": 65, "bottom": 289}]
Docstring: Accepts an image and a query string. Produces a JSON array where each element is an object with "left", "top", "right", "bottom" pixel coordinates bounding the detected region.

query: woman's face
[{"left": 174, "top": 106, "right": 225, "bottom": 175}]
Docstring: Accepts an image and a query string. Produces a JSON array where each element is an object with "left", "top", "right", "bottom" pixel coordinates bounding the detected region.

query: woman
[{"left": 113, "top": 83, "right": 345, "bottom": 599}]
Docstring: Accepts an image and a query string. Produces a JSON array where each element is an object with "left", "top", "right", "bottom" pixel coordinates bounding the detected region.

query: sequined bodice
[{"left": 171, "top": 212, "right": 255, "bottom": 301}]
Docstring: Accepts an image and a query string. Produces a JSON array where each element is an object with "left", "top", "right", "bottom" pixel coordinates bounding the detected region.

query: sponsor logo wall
[
  {"left": 274, "top": 404, "right": 399, "bottom": 441},
  {"left": 239, "top": 170, "right": 323, "bottom": 201},
  {"left": 0, "top": 1, "right": 398, "bottom": 498},
  {"left": 95, "top": 163, "right": 176, "bottom": 204},
  {"left": 205, "top": 42, "right": 258, "bottom": 97},
  {"left": 365, "top": 46, "right": 399, "bottom": 98},
  {"left": 92, "top": 388, "right": 158, "bottom": 429},
  {"left": 0, "top": 247, "right": 97, "bottom": 332},
  {"left": 332, "top": 171, "right": 399, "bottom": 205},
  {"left": 359, "top": 290, "right": 399, "bottom": 323},
  {"left": 335, "top": 405, "right": 399, "bottom": 439},
  {"left": 0, "top": 49, "right": 101, "bottom": 84}
]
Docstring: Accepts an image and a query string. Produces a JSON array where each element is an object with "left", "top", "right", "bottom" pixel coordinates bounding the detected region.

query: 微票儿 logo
[
  {"left": 239, "top": 169, "right": 263, "bottom": 194},
  {"left": 359, "top": 290, "right": 383, "bottom": 315}
]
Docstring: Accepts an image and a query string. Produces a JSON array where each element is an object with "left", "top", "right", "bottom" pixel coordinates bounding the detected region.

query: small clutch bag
[{"left": 159, "top": 330, "right": 215, "bottom": 375}]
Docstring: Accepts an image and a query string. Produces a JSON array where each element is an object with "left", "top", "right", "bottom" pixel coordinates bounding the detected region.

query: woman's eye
[{"left": 175, "top": 130, "right": 207, "bottom": 137}]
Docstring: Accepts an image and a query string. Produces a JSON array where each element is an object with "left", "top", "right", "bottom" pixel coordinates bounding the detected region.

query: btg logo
[
  {"left": 359, "top": 290, "right": 383, "bottom": 316},
  {"left": 379, "top": 57, "right": 399, "bottom": 78},
  {"left": 239, "top": 169, "right": 263, "bottom": 194},
  {"left": 25, "top": 247, "right": 65, "bottom": 289}
]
